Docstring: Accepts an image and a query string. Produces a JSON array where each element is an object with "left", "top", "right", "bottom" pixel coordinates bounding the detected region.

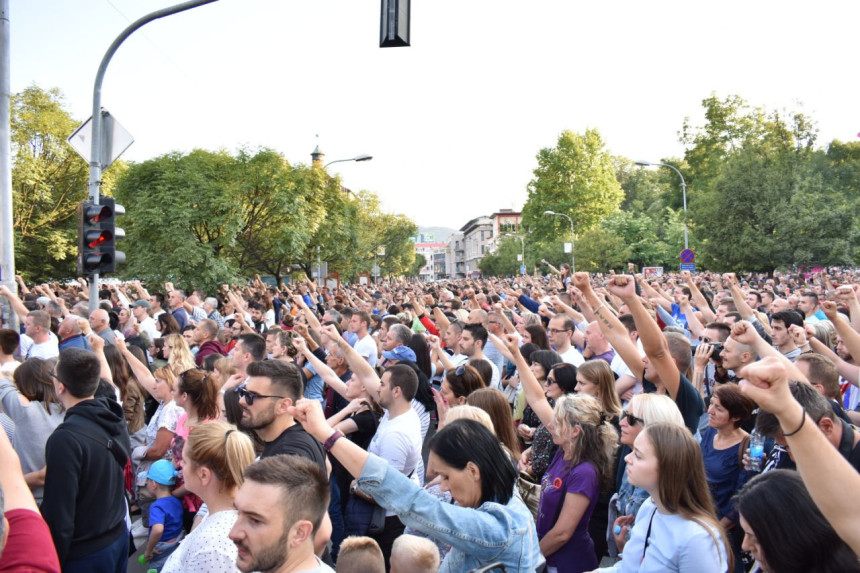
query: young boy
[{"left": 144, "top": 459, "right": 184, "bottom": 572}]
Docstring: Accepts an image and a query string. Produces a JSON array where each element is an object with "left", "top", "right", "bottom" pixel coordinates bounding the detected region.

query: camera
[{"left": 710, "top": 342, "right": 724, "bottom": 362}]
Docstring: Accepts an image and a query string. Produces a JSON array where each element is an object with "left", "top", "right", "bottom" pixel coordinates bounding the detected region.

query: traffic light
[{"left": 77, "top": 198, "right": 125, "bottom": 275}]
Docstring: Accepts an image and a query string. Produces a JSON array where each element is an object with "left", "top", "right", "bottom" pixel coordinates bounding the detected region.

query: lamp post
[
  {"left": 324, "top": 154, "right": 373, "bottom": 168},
  {"left": 635, "top": 160, "right": 688, "bottom": 250},
  {"left": 544, "top": 211, "right": 575, "bottom": 273}
]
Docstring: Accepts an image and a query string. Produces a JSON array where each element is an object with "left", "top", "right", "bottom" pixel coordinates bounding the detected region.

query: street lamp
[
  {"left": 324, "top": 154, "right": 373, "bottom": 168},
  {"left": 635, "top": 160, "right": 688, "bottom": 250},
  {"left": 544, "top": 211, "right": 575, "bottom": 273},
  {"left": 505, "top": 233, "right": 525, "bottom": 275}
]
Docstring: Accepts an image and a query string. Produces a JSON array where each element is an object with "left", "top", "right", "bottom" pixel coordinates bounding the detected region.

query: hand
[
  {"left": 517, "top": 424, "right": 535, "bottom": 440},
  {"left": 821, "top": 300, "right": 839, "bottom": 321},
  {"left": 321, "top": 324, "right": 341, "bottom": 343},
  {"left": 87, "top": 333, "right": 104, "bottom": 353},
  {"left": 344, "top": 398, "right": 369, "bottom": 415},
  {"left": 730, "top": 320, "right": 760, "bottom": 346},
  {"left": 0, "top": 284, "right": 12, "bottom": 297},
  {"left": 741, "top": 447, "right": 753, "bottom": 472},
  {"left": 77, "top": 318, "right": 91, "bottom": 336},
  {"left": 788, "top": 324, "right": 808, "bottom": 347},
  {"left": 722, "top": 273, "right": 737, "bottom": 287},
  {"left": 621, "top": 388, "right": 635, "bottom": 402},
  {"left": 694, "top": 343, "right": 714, "bottom": 369},
  {"left": 613, "top": 514, "right": 636, "bottom": 552},
  {"left": 224, "top": 373, "right": 245, "bottom": 391},
  {"left": 606, "top": 274, "right": 636, "bottom": 301},
  {"left": 431, "top": 388, "right": 450, "bottom": 429},
  {"left": 292, "top": 294, "right": 306, "bottom": 308},
  {"left": 502, "top": 333, "right": 521, "bottom": 358},
  {"left": 294, "top": 323, "right": 310, "bottom": 339},
  {"left": 289, "top": 398, "right": 334, "bottom": 442},
  {"left": 292, "top": 336, "right": 308, "bottom": 354},
  {"left": 738, "top": 356, "right": 795, "bottom": 417},
  {"left": 517, "top": 448, "right": 532, "bottom": 473},
  {"left": 681, "top": 270, "right": 693, "bottom": 282}
]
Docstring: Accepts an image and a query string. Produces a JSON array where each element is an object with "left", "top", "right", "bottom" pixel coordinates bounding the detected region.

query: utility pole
[{"left": 0, "top": 0, "right": 16, "bottom": 329}]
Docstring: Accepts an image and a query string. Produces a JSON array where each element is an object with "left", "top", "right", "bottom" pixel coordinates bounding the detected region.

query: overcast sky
[{"left": 11, "top": 0, "right": 860, "bottom": 229}]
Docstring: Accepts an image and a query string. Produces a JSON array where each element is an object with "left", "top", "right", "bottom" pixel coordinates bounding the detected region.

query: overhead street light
[
  {"left": 635, "top": 160, "right": 688, "bottom": 250},
  {"left": 544, "top": 210, "right": 575, "bottom": 273},
  {"left": 324, "top": 154, "right": 373, "bottom": 168}
]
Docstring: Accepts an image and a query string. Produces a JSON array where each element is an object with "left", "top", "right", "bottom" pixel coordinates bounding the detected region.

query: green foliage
[
  {"left": 521, "top": 129, "right": 624, "bottom": 246},
  {"left": 683, "top": 95, "right": 857, "bottom": 273},
  {"left": 408, "top": 253, "right": 427, "bottom": 277},
  {"left": 10, "top": 85, "right": 125, "bottom": 280},
  {"left": 574, "top": 226, "right": 630, "bottom": 272}
]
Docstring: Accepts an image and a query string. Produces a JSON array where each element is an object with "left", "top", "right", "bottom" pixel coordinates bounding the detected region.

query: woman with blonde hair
[
  {"left": 506, "top": 335, "right": 618, "bottom": 573},
  {"left": 161, "top": 421, "right": 256, "bottom": 573},
  {"left": 596, "top": 423, "right": 731, "bottom": 573},
  {"left": 164, "top": 333, "right": 196, "bottom": 374},
  {"left": 610, "top": 393, "right": 685, "bottom": 556}
]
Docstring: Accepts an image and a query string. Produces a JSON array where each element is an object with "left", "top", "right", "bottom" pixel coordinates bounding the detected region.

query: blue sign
[
  {"left": 680, "top": 263, "right": 696, "bottom": 272},
  {"left": 520, "top": 264, "right": 527, "bottom": 276},
  {"left": 680, "top": 249, "right": 696, "bottom": 263}
]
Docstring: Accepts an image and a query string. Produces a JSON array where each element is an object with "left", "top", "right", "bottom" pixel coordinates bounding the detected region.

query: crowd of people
[{"left": 0, "top": 265, "right": 859, "bottom": 573}]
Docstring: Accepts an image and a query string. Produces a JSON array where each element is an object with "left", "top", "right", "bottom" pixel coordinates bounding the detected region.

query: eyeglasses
[
  {"left": 547, "top": 328, "right": 571, "bottom": 335},
  {"left": 235, "top": 384, "right": 284, "bottom": 406},
  {"left": 546, "top": 376, "right": 557, "bottom": 385},
  {"left": 622, "top": 410, "right": 645, "bottom": 426}
]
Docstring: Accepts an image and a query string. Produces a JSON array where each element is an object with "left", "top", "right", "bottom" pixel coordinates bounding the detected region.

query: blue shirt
[
  {"left": 149, "top": 495, "right": 184, "bottom": 541},
  {"left": 171, "top": 308, "right": 189, "bottom": 330},
  {"left": 357, "top": 453, "right": 543, "bottom": 572},
  {"left": 699, "top": 426, "right": 749, "bottom": 521}
]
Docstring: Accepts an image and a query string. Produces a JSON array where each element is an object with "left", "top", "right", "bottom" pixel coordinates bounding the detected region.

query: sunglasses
[
  {"left": 622, "top": 410, "right": 645, "bottom": 426},
  {"left": 235, "top": 384, "right": 284, "bottom": 406},
  {"left": 546, "top": 376, "right": 558, "bottom": 385}
]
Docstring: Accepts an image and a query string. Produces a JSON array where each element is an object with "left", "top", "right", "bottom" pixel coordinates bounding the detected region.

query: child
[{"left": 144, "top": 459, "right": 184, "bottom": 572}]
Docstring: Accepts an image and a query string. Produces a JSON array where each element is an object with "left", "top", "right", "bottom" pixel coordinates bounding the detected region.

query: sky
[{"left": 11, "top": 0, "right": 860, "bottom": 230}]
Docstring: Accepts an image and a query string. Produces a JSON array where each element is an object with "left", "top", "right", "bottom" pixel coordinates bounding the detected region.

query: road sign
[
  {"left": 680, "top": 249, "right": 695, "bottom": 263},
  {"left": 68, "top": 110, "right": 134, "bottom": 169},
  {"left": 520, "top": 264, "right": 527, "bottom": 276},
  {"left": 680, "top": 263, "right": 696, "bottom": 272}
]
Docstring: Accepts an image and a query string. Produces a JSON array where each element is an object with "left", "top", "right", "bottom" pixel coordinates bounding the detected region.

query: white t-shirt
[
  {"left": 559, "top": 346, "right": 585, "bottom": 367},
  {"left": 353, "top": 334, "right": 378, "bottom": 368},
  {"left": 368, "top": 408, "right": 424, "bottom": 515},
  {"left": 139, "top": 316, "right": 159, "bottom": 343},
  {"left": 19, "top": 333, "right": 59, "bottom": 359}
]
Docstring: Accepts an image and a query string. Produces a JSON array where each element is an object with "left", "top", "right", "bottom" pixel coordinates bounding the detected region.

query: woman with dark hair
[
  {"left": 407, "top": 333, "right": 433, "bottom": 379},
  {"left": 149, "top": 337, "right": 169, "bottom": 370},
  {"left": 0, "top": 358, "right": 64, "bottom": 503},
  {"left": 734, "top": 470, "right": 860, "bottom": 573},
  {"left": 292, "top": 402, "right": 543, "bottom": 572},
  {"left": 468, "top": 358, "right": 494, "bottom": 388},
  {"left": 700, "top": 383, "right": 756, "bottom": 572},
  {"left": 596, "top": 423, "right": 731, "bottom": 573},
  {"left": 523, "top": 324, "right": 551, "bottom": 350},
  {"left": 509, "top": 337, "right": 617, "bottom": 573},
  {"left": 156, "top": 313, "right": 181, "bottom": 337},
  {"left": 467, "top": 387, "right": 520, "bottom": 458},
  {"left": 438, "top": 364, "right": 486, "bottom": 411},
  {"left": 103, "top": 344, "right": 146, "bottom": 441}
]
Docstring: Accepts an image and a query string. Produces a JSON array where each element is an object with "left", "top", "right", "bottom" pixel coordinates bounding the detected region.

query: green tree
[
  {"left": 114, "top": 150, "right": 244, "bottom": 290},
  {"left": 521, "top": 129, "right": 624, "bottom": 247},
  {"left": 574, "top": 226, "right": 630, "bottom": 272},
  {"left": 408, "top": 253, "right": 427, "bottom": 277},
  {"left": 11, "top": 85, "right": 124, "bottom": 280}
]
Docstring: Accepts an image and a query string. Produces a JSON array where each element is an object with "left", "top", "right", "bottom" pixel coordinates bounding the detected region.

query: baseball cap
[
  {"left": 381, "top": 346, "right": 417, "bottom": 362},
  {"left": 146, "top": 459, "right": 178, "bottom": 486}
]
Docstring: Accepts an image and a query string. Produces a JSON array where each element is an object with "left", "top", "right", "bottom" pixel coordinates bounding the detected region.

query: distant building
[
  {"left": 410, "top": 232, "right": 436, "bottom": 243},
  {"left": 414, "top": 243, "right": 447, "bottom": 280},
  {"left": 460, "top": 216, "right": 494, "bottom": 277},
  {"left": 490, "top": 209, "right": 522, "bottom": 236},
  {"left": 446, "top": 232, "right": 465, "bottom": 278}
]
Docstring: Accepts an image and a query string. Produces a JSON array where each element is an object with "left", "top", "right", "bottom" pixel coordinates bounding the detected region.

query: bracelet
[
  {"left": 323, "top": 429, "right": 345, "bottom": 452},
  {"left": 781, "top": 409, "right": 806, "bottom": 437}
]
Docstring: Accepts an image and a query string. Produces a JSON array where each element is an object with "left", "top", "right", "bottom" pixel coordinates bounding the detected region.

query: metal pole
[
  {"left": 658, "top": 163, "right": 688, "bottom": 251},
  {"left": 568, "top": 216, "right": 575, "bottom": 274},
  {"left": 86, "top": 0, "right": 219, "bottom": 310},
  {"left": 0, "top": 0, "right": 17, "bottom": 329}
]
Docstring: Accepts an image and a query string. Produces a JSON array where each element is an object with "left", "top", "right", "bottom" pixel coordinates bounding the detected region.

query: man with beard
[
  {"left": 237, "top": 360, "right": 326, "bottom": 473},
  {"left": 230, "top": 455, "right": 333, "bottom": 573}
]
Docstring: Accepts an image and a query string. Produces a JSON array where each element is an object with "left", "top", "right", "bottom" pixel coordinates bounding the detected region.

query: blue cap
[
  {"left": 381, "top": 346, "right": 416, "bottom": 363},
  {"left": 147, "top": 459, "right": 178, "bottom": 486}
]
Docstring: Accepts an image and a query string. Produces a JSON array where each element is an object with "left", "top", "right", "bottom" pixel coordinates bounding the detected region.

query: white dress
[{"left": 161, "top": 509, "right": 240, "bottom": 573}]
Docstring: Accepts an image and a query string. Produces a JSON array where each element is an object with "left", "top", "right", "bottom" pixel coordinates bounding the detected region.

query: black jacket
[{"left": 41, "top": 397, "right": 131, "bottom": 564}]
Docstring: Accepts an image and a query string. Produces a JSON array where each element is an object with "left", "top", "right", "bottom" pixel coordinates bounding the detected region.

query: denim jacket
[{"left": 357, "top": 453, "right": 543, "bottom": 572}]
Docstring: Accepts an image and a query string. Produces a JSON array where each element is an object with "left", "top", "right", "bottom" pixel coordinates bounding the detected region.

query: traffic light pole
[{"left": 86, "top": 0, "right": 219, "bottom": 310}]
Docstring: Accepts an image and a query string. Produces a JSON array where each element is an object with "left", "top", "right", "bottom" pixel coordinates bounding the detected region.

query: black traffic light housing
[{"left": 77, "top": 197, "right": 125, "bottom": 275}]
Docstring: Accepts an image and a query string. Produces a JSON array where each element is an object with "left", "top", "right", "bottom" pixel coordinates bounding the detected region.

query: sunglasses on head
[
  {"left": 235, "top": 384, "right": 284, "bottom": 406},
  {"left": 622, "top": 410, "right": 645, "bottom": 426}
]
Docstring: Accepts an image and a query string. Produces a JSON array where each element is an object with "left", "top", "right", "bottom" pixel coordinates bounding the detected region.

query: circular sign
[{"left": 680, "top": 249, "right": 696, "bottom": 263}]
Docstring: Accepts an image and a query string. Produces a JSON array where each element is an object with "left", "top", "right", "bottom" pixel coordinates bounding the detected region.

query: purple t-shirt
[{"left": 537, "top": 451, "right": 599, "bottom": 572}]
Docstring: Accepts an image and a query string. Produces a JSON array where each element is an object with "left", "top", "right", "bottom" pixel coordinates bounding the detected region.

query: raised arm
[
  {"left": 680, "top": 270, "right": 716, "bottom": 323},
  {"left": 607, "top": 275, "right": 680, "bottom": 399},
  {"left": 574, "top": 273, "right": 644, "bottom": 382},
  {"left": 739, "top": 358, "right": 860, "bottom": 554},
  {"left": 730, "top": 321, "right": 808, "bottom": 384},
  {"left": 324, "top": 325, "right": 381, "bottom": 399},
  {"left": 86, "top": 334, "right": 115, "bottom": 390},
  {"left": 293, "top": 337, "right": 349, "bottom": 399},
  {"left": 822, "top": 301, "right": 860, "bottom": 364},
  {"left": 293, "top": 295, "right": 322, "bottom": 334},
  {"left": 502, "top": 334, "right": 554, "bottom": 427},
  {"left": 116, "top": 338, "right": 157, "bottom": 398},
  {"left": 0, "top": 284, "right": 30, "bottom": 321}
]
